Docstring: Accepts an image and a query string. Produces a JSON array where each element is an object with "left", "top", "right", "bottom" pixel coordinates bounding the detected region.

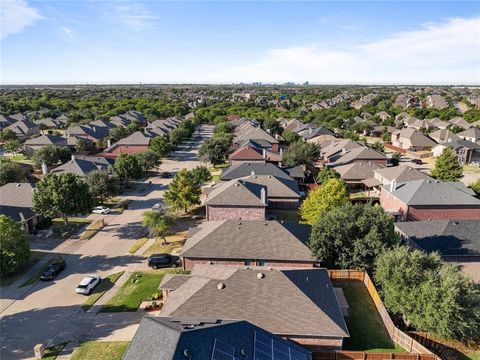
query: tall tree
[
  {"left": 33, "top": 172, "right": 93, "bottom": 226},
  {"left": 149, "top": 136, "right": 173, "bottom": 157},
  {"left": 168, "top": 127, "right": 187, "bottom": 148},
  {"left": 189, "top": 165, "right": 212, "bottom": 186},
  {"left": 135, "top": 150, "right": 161, "bottom": 173},
  {"left": 164, "top": 169, "right": 201, "bottom": 213},
  {"left": 113, "top": 153, "right": 143, "bottom": 186},
  {"left": 375, "top": 246, "right": 480, "bottom": 340},
  {"left": 198, "top": 137, "right": 231, "bottom": 165},
  {"left": 0, "top": 158, "right": 25, "bottom": 186},
  {"left": 299, "top": 179, "right": 349, "bottom": 224},
  {"left": 85, "top": 170, "right": 113, "bottom": 204},
  {"left": 281, "top": 130, "right": 301, "bottom": 143},
  {"left": 3, "top": 140, "right": 21, "bottom": 154},
  {"left": 0, "top": 128, "right": 17, "bottom": 141},
  {"left": 431, "top": 147, "right": 463, "bottom": 182},
  {"left": 32, "top": 145, "right": 71, "bottom": 169},
  {"left": 309, "top": 202, "right": 398, "bottom": 270},
  {"left": 262, "top": 118, "right": 281, "bottom": 134},
  {"left": 0, "top": 215, "right": 31, "bottom": 277},
  {"left": 142, "top": 211, "right": 172, "bottom": 245},
  {"left": 282, "top": 141, "right": 320, "bottom": 167},
  {"left": 316, "top": 166, "right": 340, "bottom": 185},
  {"left": 74, "top": 138, "right": 91, "bottom": 155}
]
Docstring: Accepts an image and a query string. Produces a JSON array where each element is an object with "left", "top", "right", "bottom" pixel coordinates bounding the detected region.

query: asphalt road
[{"left": 0, "top": 125, "right": 213, "bottom": 360}]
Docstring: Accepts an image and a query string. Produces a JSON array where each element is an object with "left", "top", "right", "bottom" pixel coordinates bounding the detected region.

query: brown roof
[
  {"left": 229, "top": 146, "right": 264, "bottom": 161},
  {"left": 205, "top": 180, "right": 266, "bottom": 207}
]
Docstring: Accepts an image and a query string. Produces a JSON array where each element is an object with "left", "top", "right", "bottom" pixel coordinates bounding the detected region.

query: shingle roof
[
  {"left": 205, "top": 180, "right": 266, "bottom": 207},
  {"left": 24, "top": 135, "right": 67, "bottom": 146},
  {"left": 220, "top": 163, "right": 293, "bottom": 181},
  {"left": 122, "top": 317, "right": 311, "bottom": 360},
  {"left": 329, "top": 147, "right": 386, "bottom": 166},
  {"left": 234, "top": 126, "right": 278, "bottom": 144},
  {"left": 383, "top": 179, "right": 480, "bottom": 206},
  {"left": 240, "top": 175, "right": 300, "bottom": 199},
  {"left": 161, "top": 266, "right": 348, "bottom": 338},
  {"left": 395, "top": 220, "right": 480, "bottom": 256},
  {"left": 0, "top": 183, "right": 36, "bottom": 222},
  {"left": 334, "top": 162, "right": 382, "bottom": 181},
  {"left": 374, "top": 166, "right": 431, "bottom": 183},
  {"left": 51, "top": 157, "right": 111, "bottom": 176},
  {"left": 229, "top": 146, "right": 264, "bottom": 161},
  {"left": 392, "top": 128, "right": 437, "bottom": 147},
  {"left": 457, "top": 127, "right": 480, "bottom": 139},
  {"left": 180, "top": 220, "right": 313, "bottom": 262}
]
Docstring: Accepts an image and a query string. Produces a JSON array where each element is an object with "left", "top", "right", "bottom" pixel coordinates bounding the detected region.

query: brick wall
[
  {"left": 183, "top": 258, "right": 315, "bottom": 271},
  {"left": 379, "top": 189, "right": 408, "bottom": 220},
  {"left": 207, "top": 205, "right": 265, "bottom": 221},
  {"left": 408, "top": 206, "right": 480, "bottom": 221}
]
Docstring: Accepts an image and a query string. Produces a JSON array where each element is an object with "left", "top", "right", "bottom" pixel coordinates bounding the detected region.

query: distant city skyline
[{"left": 1, "top": 0, "right": 479, "bottom": 85}]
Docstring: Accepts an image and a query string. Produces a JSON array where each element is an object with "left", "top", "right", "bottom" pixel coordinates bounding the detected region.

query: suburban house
[
  {"left": 327, "top": 146, "right": 387, "bottom": 167},
  {"left": 426, "top": 95, "right": 448, "bottom": 109},
  {"left": 103, "top": 131, "right": 152, "bottom": 158},
  {"left": 34, "top": 117, "right": 66, "bottom": 130},
  {"left": 395, "top": 220, "right": 480, "bottom": 283},
  {"left": 123, "top": 317, "right": 312, "bottom": 360},
  {"left": 429, "top": 129, "right": 460, "bottom": 144},
  {"left": 228, "top": 146, "right": 275, "bottom": 166},
  {"left": 432, "top": 140, "right": 480, "bottom": 164},
  {"left": 391, "top": 128, "right": 436, "bottom": 151},
  {"left": 334, "top": 162, "right": 383, "bottom": 189},
  {"left": 24, "top": 135, "right": 68, "bottom": 155},
  {"left": 0, "top": 183, "right": 41, "bottom": 233},
  {"left": 51, "top": 156, "right": 114, "bottom": 176},
  {"left": 64, "top": 124, "right": 109, "bottom": 145},
  {"left": 373, "top": 166, "right": 431, "bottom": 186},
  {"left": 220, "top": 162, "right": 295, "bottom": 182},
  {"left": 180, "top": 220, "right": 315, "bottom": 270},
  {"left": 448, "top": 117, "right": 472, "bottom": 130},
  {"left": 159, "top": 265, "right": 349, "bottom": 350},
  {"left": 0, "top": 114, "right": 15, "bottom": 129},
  {"left": 428, "top": 117, "right": 449, "bottom": 130},
  {"left": 303, "top": 126, "right": 337, "bottom": 144},
  {"left": 380, "top": 179, "right": 480, "bottom": 221},
  {"left": 6, "top": 119, "right": 40, "bottom": 140},
  {"left": 457, "top": 127, "right": 480, "bottom": 143},
  {"left": 233, "top": 124, "right": 280, "bottom": 152}
]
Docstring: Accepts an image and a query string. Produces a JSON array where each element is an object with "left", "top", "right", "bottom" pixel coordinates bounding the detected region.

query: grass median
[
  {"left": 128, "top": 238, "right": 149, "bottom": 254},
  {"left": 71, "top": 341, "right": 129, "bottom": 360},
  {"left": 81, "top": 271, "right": 125, "bottom": 312}
]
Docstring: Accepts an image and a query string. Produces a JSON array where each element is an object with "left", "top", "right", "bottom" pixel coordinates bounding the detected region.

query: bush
[{"left": 0, "top": 215, "right": 31, "bottom": 277}]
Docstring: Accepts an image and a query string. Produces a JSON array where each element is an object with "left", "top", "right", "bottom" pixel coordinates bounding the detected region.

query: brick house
[
  {"left": 228, "top": 146, "right": 266, "bottom": 166},
  {"left": 391, "top": 128, "right": 436, "bottom": 151},
  {"left": 180, "top": 220, "right": 315, "bottom": 270},
  {"left": 233, "top": 123, "right": 280, "bottom": 152},
  {"left": 0, "top": 183, "right": 42, "bottom": 233},
  {"left": 103, "top": 131, "right": 152, "bottom": 158},
  {"left": 380, "top": 179, "right": 480, "bottom": 221},
  {"left": 159, "top": 265, "right": 349, "bottom": 350},
  {"left": 432, "top": 139, "right": 480, "bottom": 164}
]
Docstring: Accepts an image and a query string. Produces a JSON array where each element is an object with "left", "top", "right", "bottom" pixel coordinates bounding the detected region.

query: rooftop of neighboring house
[
  {"left": 205, "top": 180, "right": 267, "bottom": 207},
  {"left": 122, "top": 317, "right": 311, "bottom": 360},
  {"left": 329, "top": 146, "right": 386, "bottom": 166},
  {"left": 234, "top": 124, "right": 278, "bottom": 144},
  {"left": 374, "top": 165, "right": 431, "bottom": 183},
  {"left": 434, "top": 139, "right": 480, "bottom": 151},
  {"left": 220, "top": 162, "right": 294, "bottom": 181},
  {"left": 110, "top": 131, "right": 152, "bottom": 147},
  {"left": 65, "top": 124, "right": 109, "bottom": 140},
  {"left": 34, "top": 117, "right": 64, "bottom": 128},
  {"left": 240, "top": 174, "right": 301, "bottom": 199},
  {"left": 428, "top": 117, "right": 449, "bottom": 129},
  {"left": 51, "top": 156, "right": 112, "bottom": 176},
  {"left": 334, "top": 162, "right": 383, "bottom": 181},
  {"left": 89, "top": 119, "right": 118, "bottom": 129},
  {"left": 429, "top": 129, "right": 460, "bottom": 143},
  {"left": 229, "top": 146, "right": 265, "bottom": 161},
  {"left": 0, "top": 183, "right": 36, "bottom": 222},
  {"left": 395, "top": 220, "right": 480, "bottom": 257},
  {"left": 392, "top": 128, "right": 437, "bottom": 147},
  {"left": 180, "top": 220, "right": 313, "bottom": 262},
  {"left": 448, "top": 117, "right": 472, "bottom": 129},
  {"left": 457, "top": 127, "right": 480, "bottom": 139},
  {"left": 159, "top": 265, "right": 348, "bottom": 339},
  {"left": 6, "top": 119, "right": 39, "bottom": 135},
  {"left": 301, "top": 126, "right": 336, "bottom": 141},
  {"left": 24, "top": 134, "right": 67, "bottom": 146},
  {"left": 382, "top": 179, "right": 480, "bottom": 206}
]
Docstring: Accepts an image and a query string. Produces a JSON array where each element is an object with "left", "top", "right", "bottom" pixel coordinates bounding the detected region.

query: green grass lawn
[
  {"left": 142, "top": 232, "right": 187, "bottom": 256},
  {"left": 42, "top": 342, "right": 67, "bottom": 360},
  {"left": 52, "top": 218, "right": 91, "bottom": 239},
  {"left": 81, "top": 272, "right": 125, "bottom": 312},
  {"left": 334, "top": 280, "right": 406, "bottom": 353},
  {"left": 71, "top": 341, "right": 129, "bottom": 360},
  {"left": 99, "top": 270, "right": 169, "bottom": 313},
  {"left": 0, "top": 251, "right": 47, "bottom": 287},
  {"left": 128, "top": 238, "right": 149, "bottom": 254},
  {"left": 466, "top": 352, "right": 480, "bottom": 360},
  {"left": 80, "top": 220, "right": 105, "bottom": 240}
]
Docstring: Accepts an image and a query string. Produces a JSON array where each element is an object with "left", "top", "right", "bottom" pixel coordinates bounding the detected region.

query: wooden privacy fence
[
  {"left": 328, "top": 270, "right": 440, "bottom": 360},
  {"left": 313, "top": 351, "right": 439, "bottom": 360}
]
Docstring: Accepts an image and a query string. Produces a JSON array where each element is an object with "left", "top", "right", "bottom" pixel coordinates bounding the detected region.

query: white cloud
[
  {"left": 218, "top": 17, "right": 480, "bottom": 85},
  {"left": 60, "top": 26, "right": 75, "bottom": 40},
  {"left": 0, "top": 0, "right": 42, "bottom": 39},
  {"left": 115, "top": 3, "right": 157, "bottom": 32}
]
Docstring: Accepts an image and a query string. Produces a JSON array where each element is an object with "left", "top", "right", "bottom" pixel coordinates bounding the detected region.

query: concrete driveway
[{"left": 0, "top": 125, "right": 213, "bottom": 360}]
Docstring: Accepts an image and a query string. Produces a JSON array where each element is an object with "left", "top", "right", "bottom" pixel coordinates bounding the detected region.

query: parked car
[
  {"left": 152, "top": 203, "right": 163, "bottom": 212},
  {"left": 161, "top": 172, "right": 171, "bottom": 179},
  {"left": 76, "top": 275, "right": 101, "bottom": 295},
  {"left": 92, "top": 206, "right": 111, "bottom": 214},
  {"left": 148, "top": 253, "right": 180, "bottom": 269},
  {"left": 40, "top": 260, "right": 66, "bottom": 281},
  {"left": 411, "top": 159, "right": 423, "bottom": 165}
]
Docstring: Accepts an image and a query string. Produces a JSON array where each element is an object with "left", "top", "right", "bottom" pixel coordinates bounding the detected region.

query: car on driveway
[
  {"left": 40, "top": 260, "right": 66, "bottom": 281},
  {"left": 410, "top": 159, "right": 423, "bottom": 165},
  {"left": 92, "top": 206, "right": 111, "bottom": 214},
  {"left": 148, "top": 253, "right": 180, "bottom": 269},
  {"left": 76, "top": 275, "right": 101, "bottom": 295}
]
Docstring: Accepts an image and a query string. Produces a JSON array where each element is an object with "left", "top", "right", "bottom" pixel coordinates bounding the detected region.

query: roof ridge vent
[
  {"left": 217, "top": 283, "right": 225, "bottom": 289},
  {"left": 257, "top": 273, "right": 265, "bottom": 279}
]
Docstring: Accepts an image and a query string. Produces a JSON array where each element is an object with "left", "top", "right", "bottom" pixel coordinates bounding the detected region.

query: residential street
[{"left": 0, "top": 125, "right": 213, "bottom": 360}]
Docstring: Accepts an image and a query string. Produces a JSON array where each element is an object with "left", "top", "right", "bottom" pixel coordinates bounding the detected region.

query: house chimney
[
  {"left": 262, "top": 148, "right": 266, "bottom": 159},
  {"left": 260, "top": 187, "right": 267, "bottom": 205},
  {"left": 251, "top": 170, "right": 255, "bottom": 176},
  {"left": 341, "top": 148, "right": 347, "bottom": 155},
  {"left": 41, "top": 163, "right": 48, "bottom": 175},
  {"left": 107, "top": 139, "right": 111, "bottom": 148},
  {"left": 71, "top": 154, "right": 75, "bottom": 161},
  {"left": 390, "top": 179, "right": 397, "bottom": 192}
]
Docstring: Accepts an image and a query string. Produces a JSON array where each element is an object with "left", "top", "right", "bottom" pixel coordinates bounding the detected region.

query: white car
[
  {"left": 92, "top": 206, "right": 110, "bottom": 214},
  {"left": 76, "top": 275, "right": 101, "bottom": 295}
]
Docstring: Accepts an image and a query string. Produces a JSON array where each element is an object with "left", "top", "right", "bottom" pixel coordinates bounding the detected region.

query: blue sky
[{"left": 1, "top": 1, "right": 479, "bottom": 84}]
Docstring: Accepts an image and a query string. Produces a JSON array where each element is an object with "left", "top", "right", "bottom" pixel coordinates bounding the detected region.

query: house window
[
  {"left": 244, "top": 260, "right": 252, "bottom": 266},
  {"left": 258, "top": 260, "right": 266, "bottom": 266}
]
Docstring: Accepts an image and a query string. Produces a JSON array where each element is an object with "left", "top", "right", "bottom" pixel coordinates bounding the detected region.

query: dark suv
[
  {"left": 40, "top": 260, "right": 66, "bottom": 281},
  {"left": 148, "top": 254, "right": 180, "bottom": 269}
]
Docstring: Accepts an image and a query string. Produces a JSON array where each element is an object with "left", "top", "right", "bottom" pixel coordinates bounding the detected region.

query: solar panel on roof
[
  {"left": 254, "top": 331, "right": 308, "bottom": 360},
  {"left": 211, "top": 339, "right": 240, "bottom": 360}
]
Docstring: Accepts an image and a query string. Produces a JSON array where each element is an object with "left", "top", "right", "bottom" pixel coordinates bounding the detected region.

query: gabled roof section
[
  {"left": 24, "top": 134, "right": 66, "bottom": 146},
  {"left": 240, "top": 174, "right": 300, "bottom": 198},
  {"left": 205, "top": 180, "right": 266, "bottom": 207},
  {"left": 335, "top": 162, "right": 382, "bottom": 180},
  {"left": 374, "top": 166, "right": 431, "bottom": 183},
  {"left": 220, "top": 163, "right": 294, "bottom": 181},
  {"left": 229, "top": 146, "right": 264, "bottom": 161}
]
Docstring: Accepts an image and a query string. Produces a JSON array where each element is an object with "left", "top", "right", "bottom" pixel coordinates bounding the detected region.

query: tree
[
  {"left": 375, "top": 246, "right": 480, "bottom": 340},
  {"left": 309, "top": 202, "right": 398, "bottom": 270},
  {"left": 391, "top": 152, "right": 401, "bottom": 166},
  {"left": 371, "top": 141, "right": 385, "bottom": 153},
  {"left": 113, "top": 153, "right": 143, "bottom": 186},
  {"left": 214, "top": 122, "right": 232, "bottom": 135},
  {"left": 107, "top": 126, "right": 129, "bottom": 143},
  {"left": 282, "top": 130, "right": 301, "bottom": 143},
  {"left": 316, "top": 166, "right": 340, "bottom": 185},
  {"left": 0, "top": 158, "right": 25, "bottom": 186},
  {"left": 198, "top": 137, "right": 231, "bottom": 165},
  {"left": 282, "top": 141, "right": 320, "bottom": 167},
  {"left": 85, "top": 170, "right": 113, "bottom": 204},
  {"left": 74, "top": 138, "right": 91, "bottom": 155},
  {"left": 469, "top": 179, "right": 480, "bottom": 196},
  {"left": 3, "top": 140, "right": 21, "bottom": 154},
  {"left": 142, "top": 211, "right": 172, "bottom": 245},
  {"left": 164, "top": 169, "right": 201, "bottom": 213},
  {"left": 149, "top": 136, "right": 173, "bottom": 157},
  {"left": 189, "top": 165, "right": 212, "bottom": 186},
  {"left": 0, "top": 215, "right": 30, "bottom": 277},
  {"left": 32, "top": 145, "right": 71, "bottom": 169},
  {"left": 0, "top": 128, "right": 17, "bottom": 141},
  {"left": 33, "top": 172, "right": 93, "bottom": 226},
  {"left": 262, "top": 118, "right": 281, "bottom": 134},
  {"left": 300, "top": 179, "right": 349, "bottom": 224},
  {"left": 431, "top": 147, "right": 463, "bottom": 182},
  {"left": 168, "top": 127, "right": 187, "bottom": 148},
  {"left": 135, "top": 150, "right": 161, "bottom": 173}
]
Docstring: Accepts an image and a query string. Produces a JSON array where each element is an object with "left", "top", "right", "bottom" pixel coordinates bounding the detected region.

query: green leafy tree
[
  {"left": 469, "top": 179, "right": 480, "bottom": 196},
  {"left": 189, "top": 166, "right": 212, "bottom": 186},
  {"left": 142, "top": 211, "right": 172, "bottom": 245},
  {"left": 300, "top": 179, "right": 349, "bottom": 224},
  {"left": 32, "top": 145, "right": 71, "bottom": 169},
  {"left": 0, "top": 158, "right": 25, "bottom": 186},
  {"left": 375, "top": 246, "right": 480, "bottom": 340},
  {"left": 281, "top": 130, "right": 301, "bottom": 143},
  {"left": 113, "top": 153, "right": 143, "bottom": 186},
  {"left": 262, "top": 118, "right": 281, "bottom": 134},
  {"left": 310, "top": 202, "right": 398, "bottom": 270},
  {"left": 198, "top": 137, "right": 231, "bottom": 165},
  {"left": 164, "top": 169, "right": 201, "bottom": 213},
  {"left": 391, "top": 152, "right": 401, "bottom": 166},
  {"left": 371, "top": 141, "right": 385, "bottom": 153},
  {"left": 33, "top": 172, "right": 93, "bottom": 226},
  {"left": 149, "top": 136, "right": 173, "bottom": 157},
  {"left": 0, "top": 215, "right": 31, "bottom": 277},
  {"left": 168, "top": 127, "right": 187, "bottom": 148},
  {"left": 316, "top": 166, "right": 340, "bottom": 185},
  {"left": 107, "top": 127, "right": 129, "bottom": 144},
  {"left": 0, "top": 128, "right": 17, "bottom": 141},
  {"left": 74, "top": 138, "right": 91, "bottom": 155},
  {"left": 3, "top": 140, "right": 21, "bottom": 154},
  {"left": 85, "top": 170, "right": 113, "bottom": 204},
  {"left": 282, "top": 141, "right": 320, "bottom": 167},
  {"left": 214, "top": 122, "right": 233, "bottom": 135},
  {"left": 135, "top": 150, "right": 161, "bottom": 173},
  {"left": 431, "top": 147, "right": 463, "bottom": 182}
]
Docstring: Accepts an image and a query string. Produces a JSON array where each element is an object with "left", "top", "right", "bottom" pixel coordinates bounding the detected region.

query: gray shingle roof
[
  {"left": 0, "top": 183, "right": 36, "bottom": 222},
  {"left": 334, "top": 162, "right": 382, "bottom": 181},
  {"left": 180, "top": 220, "right": 314, "bottom": 262},
  {"left": 24, "top": 135, "right": 67, "bottom": 146},
  {"left": 205, "top": 180, "right": 266, "bottom": 207},
  {"left": 240, "top": 174, "right": 300, "bottom": 199},
  {"left": 160, "top": 266, "right": 349, "bottom": 338},
  {"left": 220, "top": 163, "right": 293, "bottom": 181},
  {"left": 374, "top": 166, "right": 432, "bottom": 183}
]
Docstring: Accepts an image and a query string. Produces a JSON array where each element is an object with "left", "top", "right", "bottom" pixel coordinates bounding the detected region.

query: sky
[{"left": 1, "top": 0, "right": 479, "bottom": 85}]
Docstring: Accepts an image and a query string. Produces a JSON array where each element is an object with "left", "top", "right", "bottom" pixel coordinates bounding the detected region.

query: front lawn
[
  {"left": 70, "top": 341, "right": 129, "bottom": 360},
  {"left": 80, "top": 220, "right": 105, "bottom": 240},
  {"left": 334, "top": 280, "right": 405, "bottom": 353},
  {"left": 142, "top": 232, "right": 187, "bottom": 256},
  {"left": 52, "top": 218, "right": 91, "bottom": 239},
  {"left": 81, "top": 271, "right": 125, "bottom": 312},
  {"left": 99, "top": 270, "right": 168, "bottom": 313},
  {"left": 0, "top": 251, "right": 47, "bottom": 287},
  {"left": 128, "top": 237, "right": 149, "bottom": 254}
]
